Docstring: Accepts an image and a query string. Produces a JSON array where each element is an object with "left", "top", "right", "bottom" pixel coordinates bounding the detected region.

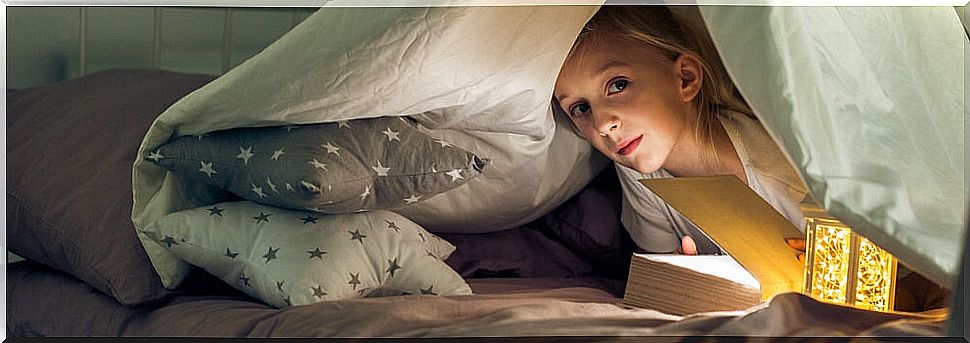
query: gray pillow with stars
[
  {"left": 142, "top": 200, "right": 472, "bottom": 308},
  {"left": 146, "top": 116, "right": 487, "bottom": 213}
]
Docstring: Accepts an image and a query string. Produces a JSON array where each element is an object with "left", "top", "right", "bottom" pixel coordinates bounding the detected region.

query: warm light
[
  {"left": 807, "top": 223, "right": 852, "bottom": 304},
  {"left": 854, "top": 237, "right": 896, "bottom": 311},
  {"left": 802, "top": 216, "right": 897, "bottom": 312}
]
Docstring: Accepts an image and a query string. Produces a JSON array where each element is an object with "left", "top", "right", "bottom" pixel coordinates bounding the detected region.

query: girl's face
[{"left": 554, "top": 38, "right": 702, "bottom": 174}]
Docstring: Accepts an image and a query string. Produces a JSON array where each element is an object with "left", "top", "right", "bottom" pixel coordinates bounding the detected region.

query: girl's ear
[{"left": 674, "top": 53, "right": 704, "bottom": 103}]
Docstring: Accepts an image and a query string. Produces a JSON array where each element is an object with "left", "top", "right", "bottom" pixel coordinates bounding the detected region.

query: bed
[
  {"left": 6, "top": 4, "right": 967, "bottom": 339},
  {"left": 4, "top": 262, "right": 949, "bottom": 337},
  {"left": 3, "top": 66, "right": 953, "bottom": 340}
]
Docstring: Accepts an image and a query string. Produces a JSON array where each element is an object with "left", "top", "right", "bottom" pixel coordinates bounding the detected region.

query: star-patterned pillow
[
  {"left": 142, "top": 200, "right": 472, "bottom": 308},
  {"left": 146, "top": 116, "right": 487, "bottom": 214}
]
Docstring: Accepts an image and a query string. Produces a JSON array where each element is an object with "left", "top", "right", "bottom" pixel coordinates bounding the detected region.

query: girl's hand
[
  {"left": 676, "top": 236, "right": 806, "bottom": 261},
  {"left": 674, "top": 235, "right": 698, "bottom": 255},
  {"left": 786, "top": 238, "right": 807, "bottom": 264}
]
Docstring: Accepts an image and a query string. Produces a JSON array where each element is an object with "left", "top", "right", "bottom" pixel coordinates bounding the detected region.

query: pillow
[
  {"left": 148, "top": 117, "right": 486, "bottom": 214},
  {"left": 6, "top": 69, "right": 216, "bottom": 305},
  {"left": 541, "top": 166, "right": 636, "bottom": 278},
  {"left": 438, "top": 221, "right": 600, "bottom": 280},
  {"left": 142, "top": 200, "right": 471, "bottom": 308}
]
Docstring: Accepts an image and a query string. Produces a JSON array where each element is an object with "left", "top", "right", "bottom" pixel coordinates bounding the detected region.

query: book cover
[{"left": 621, "top": 176, "right": 806, "bottom": 314}]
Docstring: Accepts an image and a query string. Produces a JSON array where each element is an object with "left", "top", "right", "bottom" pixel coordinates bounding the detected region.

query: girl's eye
[
  {"left": 569, "top": 103, "right": 591, "bottom": 117},
  {"left": 607, "top": 79, "right": 628, "bottom": 94}
]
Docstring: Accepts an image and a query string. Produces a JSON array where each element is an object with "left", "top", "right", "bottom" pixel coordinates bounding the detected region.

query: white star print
[
  {"left": 359, "top": 184, "right": 371, "bottom": 200},
  {"left": 301, "top": 181, "right": 321, "bottom": 192},
  {"left": 251, "top": 183, "right": 267, "bottom": 198},
  {"left": 337, "top": 121, "right": 350, "bottom": 129},
  {"left": 270, "top": 148, "right": 286, "bottom": 161},
  {"left": 236, "top": 146, "right": 254, "bottom": 165},
  {"left": 434, "top": 139, "right": 453, "bottom": 148},
  {"left": 285, "top": 182, "right": 295, "bottom": 191},
  {"left": 382, "top": 127, "right": 400, "bottom": 142},
  {"left": 321, "top": 142, "right": 340, "bottom": 156},
  {"left": 310, "top": 159, "right": 328, "bottom": 171},
  {"left": 431, "top": 166, "right": 437, "bottom": 173},
  {"left": 265, "top": 177, "right": 279, "bottom": 193},
  {"left": 446, "top": 169, "right": 464, "bottom": 182},
  {"left": 372, "top": 160, "right": 390, "bottom": 176},
  {"left": 198, "top": 161, "right": 217, "bottom": 177},
  {"left": 147, "top": 150, "right": 164, "bottom": 162},
  {"left": 404, "top": 194, "right": 422, "bottom": 204}
]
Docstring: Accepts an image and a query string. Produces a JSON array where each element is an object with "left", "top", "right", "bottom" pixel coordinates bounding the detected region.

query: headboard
[{"left": 7, "top": 6, "right": 318, "bottom": 89}]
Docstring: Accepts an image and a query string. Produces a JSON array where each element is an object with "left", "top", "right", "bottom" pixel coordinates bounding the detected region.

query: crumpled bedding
[
  {"left": 6, "top": 261, "right": 946, "bottom": 337},
  {"left": 130, "top": 5, "right": 609, "bottom": 291},
  {"left": 697, "top": 5, "right": 967, "bottom": 288}
]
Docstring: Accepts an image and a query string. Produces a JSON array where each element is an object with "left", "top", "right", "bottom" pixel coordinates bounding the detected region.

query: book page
[{"left": 638, "top": 253, "right": 760, "bottom": 290}]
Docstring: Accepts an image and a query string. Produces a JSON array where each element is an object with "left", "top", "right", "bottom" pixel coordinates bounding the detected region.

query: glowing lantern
[{"left": 801, "top": 206, "right": 898, "bottom": 312}]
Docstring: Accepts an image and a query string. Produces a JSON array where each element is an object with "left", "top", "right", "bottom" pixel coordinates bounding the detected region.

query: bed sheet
[{"left": 6, "top": 261, "right": 947, "bottom": 338}]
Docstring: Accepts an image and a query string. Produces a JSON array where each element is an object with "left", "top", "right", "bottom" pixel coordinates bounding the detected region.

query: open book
[
  {"left": 624, "top": 254, "right": 762, "bottom": 315},
  {"left": 621, "top": 176, "right": 806, "bottom": 316}
]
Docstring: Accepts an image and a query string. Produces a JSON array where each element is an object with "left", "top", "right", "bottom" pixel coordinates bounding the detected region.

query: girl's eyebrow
[{"left": 597, "top": 61, "right": 630, "bottom": 75}]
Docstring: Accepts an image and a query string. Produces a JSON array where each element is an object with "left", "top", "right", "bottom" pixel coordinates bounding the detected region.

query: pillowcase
[
  {"left": 148, "top": 117, "right": 486, "bottom": 214},
  {"left": 438, "top": 221, "right": 599, "bottom": 280},
  {"left": 142, "top": 200, "right": 471, "bottom": 308},
  {"left": 6, "top": 69, "right": 216, "bottom": 305},
  {"left": 541, "top": 166, "right": 636, "bottom": 279}
]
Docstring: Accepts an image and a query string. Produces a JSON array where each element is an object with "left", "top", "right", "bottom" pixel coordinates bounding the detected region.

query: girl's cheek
[
  {"left": 578, "top": 127, "right": 598, "bottom": 142},
  {"left": 593, "top": 143, "right": 615, "bottom": 158}
]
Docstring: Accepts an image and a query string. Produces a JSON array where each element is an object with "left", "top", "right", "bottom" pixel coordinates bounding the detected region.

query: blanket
[
  {"left": 7, "top": 261, "right": 948, "bottom": 337},
  {"left": 131, "top": 5, "right": 608, "bottom": 289}
]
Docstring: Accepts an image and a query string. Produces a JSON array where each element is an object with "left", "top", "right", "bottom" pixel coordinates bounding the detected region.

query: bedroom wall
[
  {"left": 6, "top": 6, "right": 318, "bottom": 89},
  {"left": 8, "top": 6, "right": 968, "bottom": 90}
]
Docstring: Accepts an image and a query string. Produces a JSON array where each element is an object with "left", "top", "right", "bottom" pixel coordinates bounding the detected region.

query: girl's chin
[
  {"left": 601, "top": 150, "right": 661, "bottom": 174},
  {"left": 622, "top": 157, "right": 662, "bottom": 175}
]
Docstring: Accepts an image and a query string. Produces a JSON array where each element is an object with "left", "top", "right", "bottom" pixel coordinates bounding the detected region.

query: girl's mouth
[{"left": 616, "top": 135, "right": 643, "bottom": 156}]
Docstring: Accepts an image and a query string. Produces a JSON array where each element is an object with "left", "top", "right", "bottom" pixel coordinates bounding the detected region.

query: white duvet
[
  {"left": 132, "top": 4, "right": 967, "bottom": 295},
  {"left": 698, "top": 5, "right": 967, "bottom": 288},
  {"left": 131, "top": 6, "right": 608, "bottom": 289}
]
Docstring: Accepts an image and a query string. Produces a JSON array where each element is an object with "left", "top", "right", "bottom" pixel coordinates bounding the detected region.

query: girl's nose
[{"left": 595, "top": 112, "right": 621, "bottom": 137}]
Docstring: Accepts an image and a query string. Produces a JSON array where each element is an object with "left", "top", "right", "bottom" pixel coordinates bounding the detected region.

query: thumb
[{"left": 681, "top": 235, "right": 698, "bottom": 255}]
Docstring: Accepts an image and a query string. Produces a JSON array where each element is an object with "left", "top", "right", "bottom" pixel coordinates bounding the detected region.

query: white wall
[{"left": 7, "top": 6, "right": 317, "bottom": 89}]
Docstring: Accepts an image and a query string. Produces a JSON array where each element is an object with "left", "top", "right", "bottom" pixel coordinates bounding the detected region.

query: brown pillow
[
  {"left": 543, "top": 166, "right": 636, "bottom": 278},
  {"left": 7, "top": 69, "right": 216, "bottom": 305}
]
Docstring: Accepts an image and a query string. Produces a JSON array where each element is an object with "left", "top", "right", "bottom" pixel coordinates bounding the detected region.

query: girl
[{"left": 553, "top": 6, "right": 810, "bottom": 255}]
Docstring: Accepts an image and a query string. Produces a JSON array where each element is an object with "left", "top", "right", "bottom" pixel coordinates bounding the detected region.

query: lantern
[{"left": 801, "top": 205, "right": 898, "bottom": 312}]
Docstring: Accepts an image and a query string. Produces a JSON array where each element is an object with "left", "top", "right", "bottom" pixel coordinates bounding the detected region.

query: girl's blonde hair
[{"left": 562, "top": 6, "right": 754, "bottom": 160}]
